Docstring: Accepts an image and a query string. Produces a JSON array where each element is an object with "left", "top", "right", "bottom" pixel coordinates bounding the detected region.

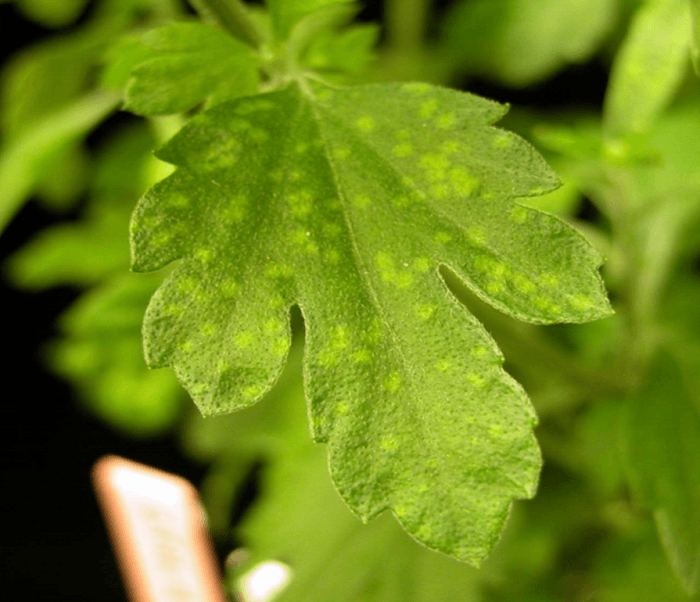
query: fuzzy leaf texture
[{"left": 131, "top": 81, "right": 611, "bottom": 564}]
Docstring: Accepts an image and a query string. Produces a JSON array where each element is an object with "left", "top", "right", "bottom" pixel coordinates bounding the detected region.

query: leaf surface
[
  {"left": 131, "top": 81, "right": 611, "bottom": 563},
  {"left": 623, "top": 350, "right": 700, "bottom": 595},
  {"left": 124, "top": 22, "right": 260, "bottom": 115}
]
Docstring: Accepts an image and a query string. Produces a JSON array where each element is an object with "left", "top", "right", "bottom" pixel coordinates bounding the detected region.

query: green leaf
[
  {"left": 0, "top": 92, "right": 119, "bottom": 235},
  {"left": 622, "top": 350, "right": 700, "bottom": 595},
  {"left": 123, "top": 22, "right": 260, "bottom": 116},
  {"left": 131, "top": 81, "right": 611, "bottom": 564},
  {"left": 691, "top": 0, "right": 700, "bottom": 74},
  {"left": 441, "top": 0, "right": 617, "bottom": 87},
  {"left": 604, "top": 0, "right": 692, "bottom": 137},
  {"left": 4, "top": 120, "right": 153, "bottom": 287},
  {"left": 50, "top": 273, "right": 185, "bottom": 437},
  {"left": 266, "top": 0, "right": 353, "bottom": 40},
  {"left": 14, "top": 0, "right": 89, "bottom": 28}
]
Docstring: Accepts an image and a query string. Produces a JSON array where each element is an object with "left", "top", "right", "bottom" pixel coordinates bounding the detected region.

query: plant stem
[
  {"left": 190, "top": 0, "right": 262, "bottom": 48},
  {"left": 385, "top": 0, "right": 432, "bottom": 52}
]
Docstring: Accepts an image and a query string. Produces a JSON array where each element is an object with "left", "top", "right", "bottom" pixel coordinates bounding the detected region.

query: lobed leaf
[
  {"left": 124, "top": 22, "right": 260, "bottom": 116},
  {"left": 131, "top": 80, "right": 611, "bottom": 564}
]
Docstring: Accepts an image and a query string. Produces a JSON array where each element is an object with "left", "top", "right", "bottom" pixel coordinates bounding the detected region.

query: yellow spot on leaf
[
  {"left": 392, "top": 142, "right": 414, "bottom": 157},
  {"left": 235, "top": 331, "right": 254, "bottom": 348},
  {"left": 420, "top": 99, "right": 439, "bottom": 118},
  {"left": 356, "top": 115, "right": 376, "bottom": 132},
  {"left": 384, "top": 371, "right": 402, "bottom": 392},
  {"left": 436, "top": 112, "right": 456, "bottom": 129}
]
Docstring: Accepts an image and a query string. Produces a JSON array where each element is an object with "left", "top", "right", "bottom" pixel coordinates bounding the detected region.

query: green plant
[{"left": 2, "top": 0, "right": 700, "bottom": 599}]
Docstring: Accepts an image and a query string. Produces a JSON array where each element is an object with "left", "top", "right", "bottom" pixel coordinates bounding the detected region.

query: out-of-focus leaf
[
  {"left": 14, "top": 0, "right": 89, "bottom": 28},
  {"left": 123, "top": 22, "right": 260, "bottom": 115},
  {"left": 266, "top": 0, "right": 353, "bottom": 39},
  {"left": 622, "top": 350, "right": 700, "bottom": 595},
  {"left": 50, "top": 273, "right": 185, "bottom": 437},
  {"left": 604, "top": 0, "right": 691, "bottom": 137},
  {"left": 441, "top": 0, "right": 617, "bottom": 87},
  {"left": 591, "top": 519, "right": 690, "bottom": 601},
  {"left": 0, "top": 92, "right": 119, "bottom": 235},
  {"left": 690, "top": 0, "right": 700, "bottom": 74},
  {"left": 5, "top": 122, "right": 154, "bottom": 287}
]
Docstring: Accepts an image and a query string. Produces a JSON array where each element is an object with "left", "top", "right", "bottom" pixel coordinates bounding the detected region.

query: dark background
[{"left": 0, "top": 1, "right": 608, "bottom": 599}]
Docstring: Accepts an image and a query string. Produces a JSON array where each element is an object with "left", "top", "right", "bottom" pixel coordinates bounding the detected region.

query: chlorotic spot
[
  {"left": 567, "top": 294, "right": 594, "bottom": 311},
  {"left": 177, "top": 277, "right": 197, "bottom": 294},
  {"left": 434, "top": 232, "right": 452, "bottom": 244},
  {"left": 420, "top": 99, "right": 439, "bottom": 119},
  {"left": 383, "top": 371, "right": 402, "bottom": 392},
  {"left": 509, "top": 206, "right": 529, "bottom": 223},
  {"left": 325, "top": 248, "right": 340, "bottom": 264},
  {"left": 356, "top": 115, "right": 376, "bottom": 132},
  {"left": 331, "top": 326, "right": 349, "bottom": 350},
  {"left": 380, "top": 436, "right": 398, "bottom": 451},
  {"left": 333, "top": 148, "right": 350, "bottom": 160},
  {"left": 249, "top": 128, "right": 269, "bottom": 143},
  {"left": 416, "top": 525, "right": 432, "bottom": 539},
  {"left": 294, "top": 142, "right": 309, "bottom": 154},
  {"left": 436, "top": 112, "right": 456, "bottom": 129},
  {"left": 235, "top": 331, "right": 254, "bottom": 348},
  {"left": 167, "top": 193, "right": 190, "bottom": 208},
  {"left": 402, "top": 82, "right": 431, "bottom": 94},
  {"left": 352, "top": 348, "right": 372, "bottom": 364},
  {"left": 415, "top": 304, "right": 436, "bottom": 320},
  {"left": 539, "top": 273, "right": 560, "bottom": 287},
  {"left": 449, "top": 167, "right": 480, "bottom": 196},
  {"left": 485, "top": 280, "right": 504, "bottom": 295},
  {"left": 419, "top": 153, "right": 450, "bottom": 180},
  {"left": 469, "top": 346, "right": 489, "bottom": 358},
  {"left": 152, "top": 231, "right": 173, "bottom": 246},
  {"left": 413, "top": 257, "right": 431, "bottom": 272},
  {"left": 492, "top": 132, "right": 513, "bottom": 149},
  {"left": 194, "top": 247, "right": 214, "bottom": 263},
  {"left": 392, "top": 142, "right": 414, "bottom": 157},
  {"left": 219, "top": 278, "right": 238, "bottom": 296},
  {"left": 229, "top": 118, "right": 250, "bottom": 131},
  {"left": 467, "top": 372, "right": 486, "bottom": 387},
  {"left": 179, "top": 340, "right": 193, "bottom": 352},
  {"left": 273, "top": 337, "right": 288, "bottom": 355},
  {"left": 263, "top": 319, "right": 281, "bottom": 335},
  {"left": 353, "top": 195, "right": 371, "bottom": 208},
  {"left": 335, "top": 403, "right": 349, "bottom": 416},
  {"left": 222, "top": 197, "right": 247, "bottom": 223},
  {"left": 243, "top": 384, "right": 262, "bottom": 399},
  {"left": 441, "top": 140, "right": 460, "bottom": 154},
  {"left": 431, "top": 183, "right": 449, "bottom": 198},
  {"left": 199, "top": 322, "right": 216, "bottom": 337},
  {"left": 513, "top": 274, "right": 536, "bottom": 294}
]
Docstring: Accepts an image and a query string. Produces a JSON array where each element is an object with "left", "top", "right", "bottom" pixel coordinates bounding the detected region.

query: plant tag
[{"left": 92, "top": 455, "right": 227, "bottom": 602}]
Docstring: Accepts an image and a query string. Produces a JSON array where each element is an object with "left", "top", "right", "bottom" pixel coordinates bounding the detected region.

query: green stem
[
  {"left": 385, "top": 0, "right": 432, "bottom": 52},
  {"left": 190, "top": 0, "right": 262, "bottom": 48}
]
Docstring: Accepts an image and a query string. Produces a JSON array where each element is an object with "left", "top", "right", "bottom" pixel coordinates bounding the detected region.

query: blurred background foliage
[{"left": 1, "top": 0, "right": 700, "bottom": 600}]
